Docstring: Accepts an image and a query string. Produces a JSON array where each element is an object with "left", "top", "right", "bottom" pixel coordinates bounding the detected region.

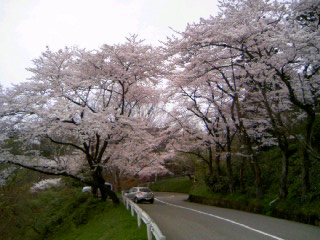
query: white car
[
  {"left": 82, "top": 186, "right": 91, "bottom": 193},
  {"left": 82, "top": 182, "right": 113, "bottom": 193},
  {"left": 125, "top": 187, "right": 154, "bottom": 203}
]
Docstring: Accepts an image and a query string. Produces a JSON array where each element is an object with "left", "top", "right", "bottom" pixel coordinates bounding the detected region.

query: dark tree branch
[
  {"left": 47, "top": 135, "right": 86, "bottom": 153},
  {"left": 2, "top": 159, "right": 91, "bottom": 185}
]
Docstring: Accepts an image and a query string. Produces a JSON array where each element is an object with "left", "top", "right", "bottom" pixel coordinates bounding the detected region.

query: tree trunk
[
  {"left": 208, "top": 145, "right": 214, "bottom": 177},
  {"left": 279, "top": 150, "right": 289, "bottom": 199},
  {"left": 91, "top": 186, "right": 98, "bottom": 197},
  {"left": 280, "top": 73, "right": 315, "bottom": 202},
  {"left": 260, "top": 85, "right": 290, "bottom": 200},
  {"left": 225, "top": 126, "right": 234, "bottom": 194},
  {"left": 226, "top": 152, "right": 234, "bottom": 194},
  {"left": 214, "top": 144, "right": 221, "bottom": 184},
  {"left": 301, "top": 114, "right": 314, "bottom": 202},
  {"left": 101, "top": 184, "right": 120, "bottom": 204},
  {"left": 244, "top": 136, "right": 263, "bottom": 199},
  {"left": 240, "top": 157, "right": 246, "bottom": 193},
  {"left": 301, "top": 148, "right": 311, "bottom": 202},
  {"left": 92, "top": 166, "right": 120, "bottom": 204},
  {"left": 232, "top": 95, "right": 262, "bottom": 198},
  {"left": 251, "top": 154, "right": 263, "bottom": 199}
]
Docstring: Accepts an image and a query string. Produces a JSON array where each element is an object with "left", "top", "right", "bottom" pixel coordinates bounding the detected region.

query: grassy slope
[
  {"left": 0, "top": 168, "right": 147, "bottom": 240},
  {"left": 149, "top": 177, "right": 193, "bottom": 193},
  {"left": 49, "top": 200, "right": 147, "bottom": 240}
]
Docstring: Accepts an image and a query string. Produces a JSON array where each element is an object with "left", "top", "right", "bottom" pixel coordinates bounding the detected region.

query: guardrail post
[
  {"left": 126, "top": 199, "right": 129, "bottom": 210},
  {"left": 131, "top": 204, "right": 135, "bottom": 216},
  {"left": 146, "top": 223, "right": 152, "bottom": 240},
  {"left": 137, "top": 212, "right": 141, "bottom": 227}
]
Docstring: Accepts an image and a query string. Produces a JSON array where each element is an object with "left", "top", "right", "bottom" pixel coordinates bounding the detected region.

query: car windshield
[{"left": 139, "top": 188, "right": 151, "bottom": 192}]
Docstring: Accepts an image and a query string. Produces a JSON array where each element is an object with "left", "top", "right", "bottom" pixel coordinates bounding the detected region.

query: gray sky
[{"left": 0, "top": 0, "right": 218, "bottom": 88}]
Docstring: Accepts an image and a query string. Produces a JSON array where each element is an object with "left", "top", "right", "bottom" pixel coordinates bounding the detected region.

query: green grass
[
  {"left": 190, "top": 183, "right": 216, "bottom": 197},
  {"left": 49, "top": 200, "right": 147, "bottom": 240},
  {"left": 0, "top": 168, "right": 147, "bottom": 240},
  {"left": 149, "top": 176, "right": 193, "bottom": 193}
]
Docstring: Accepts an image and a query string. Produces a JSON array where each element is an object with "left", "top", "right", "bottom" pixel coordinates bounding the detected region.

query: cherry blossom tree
[
  {"left": 0, "top": 35, "right": 165, "bottom": 203},
  {"left": 216, "top": 0, "right": 320, "bottom": 200},
  {"left": 165, "top": 0, "right": 319, "bottom": 199},
  {"left": 165, "top": 75, "right": 238, "bottom": 193},
  {"left": 269, "top": 0, "right": 319, "bottom": 200}
]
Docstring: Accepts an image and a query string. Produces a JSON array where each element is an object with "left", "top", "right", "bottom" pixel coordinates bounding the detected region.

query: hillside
[{"left": 0, "top": 167, "right": 147, "bottom": 240}]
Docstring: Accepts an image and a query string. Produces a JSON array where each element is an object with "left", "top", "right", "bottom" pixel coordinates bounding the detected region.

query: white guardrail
[{"left": 122, "top": 192, "right": 166, "bottom": 240}]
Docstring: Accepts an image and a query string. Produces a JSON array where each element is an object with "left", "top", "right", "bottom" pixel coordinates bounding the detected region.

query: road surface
[{"left": 139, "top": 192, "right": 320, "bottom": 240}]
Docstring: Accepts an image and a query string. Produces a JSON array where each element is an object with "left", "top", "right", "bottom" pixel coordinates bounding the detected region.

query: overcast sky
[{"left": 0, "top": 0, "right": 218, "bottom": 88}]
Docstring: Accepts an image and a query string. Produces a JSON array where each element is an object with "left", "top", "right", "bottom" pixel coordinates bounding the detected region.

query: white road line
[{"left": 155, "top": 198, "right": 285, "bottom": 240}]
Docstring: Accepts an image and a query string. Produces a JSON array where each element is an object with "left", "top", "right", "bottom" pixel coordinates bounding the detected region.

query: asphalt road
[{"left": 139, "top": 192, "right": 320, "bottom": 240}]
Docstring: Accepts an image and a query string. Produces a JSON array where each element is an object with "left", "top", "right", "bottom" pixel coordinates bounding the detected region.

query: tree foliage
[
  {"left": 164, "top": 0, "right": 319, "bottom": 200},
  {"left": 0, "top": 35, "right": 167, "bottom": 202},
  {"left": 0, "top": 0, "right": 319, "bottom": 203}
]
